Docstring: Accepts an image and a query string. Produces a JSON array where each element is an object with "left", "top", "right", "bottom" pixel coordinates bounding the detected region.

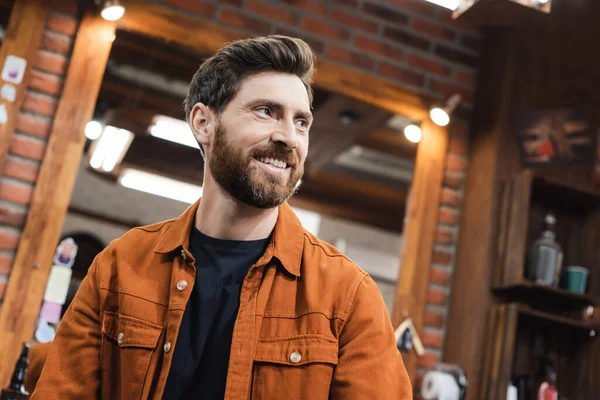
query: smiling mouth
[{"left": 255, "top": 156, "right": 289, "bottom": 169}]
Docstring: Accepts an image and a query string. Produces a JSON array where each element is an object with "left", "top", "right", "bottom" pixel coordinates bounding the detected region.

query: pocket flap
[
  {"left": 255, "top": 335, "right": 338, "bottom": 366},
  {"left": 102, "top": 311, "right": 163, "bottom": 349}
]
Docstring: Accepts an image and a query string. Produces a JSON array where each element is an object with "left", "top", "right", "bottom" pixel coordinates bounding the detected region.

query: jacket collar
[{"left": 154, "top": 199, "right": 303, "bottom": 277}]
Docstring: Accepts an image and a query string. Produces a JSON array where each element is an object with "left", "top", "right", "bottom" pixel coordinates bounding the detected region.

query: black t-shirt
[{"left": 163, "top": 227, "right": 270, "bottom": 400}]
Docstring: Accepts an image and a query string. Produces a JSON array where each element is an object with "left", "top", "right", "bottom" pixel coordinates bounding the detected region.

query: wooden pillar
[
  {"left": 0, "top": 0, "right": 48, "bottom": 177},
  {"left": 0, "top": 10, "right": 115, "bottom": 384},
  {"left": 393, "top": 120, "right": 449, "bottom": 380}
]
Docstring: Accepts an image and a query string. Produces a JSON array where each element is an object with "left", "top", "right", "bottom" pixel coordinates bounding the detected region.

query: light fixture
[
  {"left": 429, "top": 93, "right": 462, "bottom": 127},
  {"left": 149, "top": 115, "right": 199, "bottom": 149},
  {"left": 100, "top": 0, "right": 125, "bottom": 21},
  {"left": 423, "top": 0, "right": 460, "bottom": 11},
  {"left": 404, "top": 124, "right": 422, "bottom": 143},
  {"left": 84, "top": 120, "right": 103, "bottom": 140},
  {"left": 338, "top": 110, "right": 360, "bottom": 125},
  {"left": 532, "top": 0, "right": 548, "bottom": 4},
  {"left": 119, "top": 168, "right": 203, "bottom": 204},
  {"left": 89, "top": 125, "right": 134, "bottom": 172}
]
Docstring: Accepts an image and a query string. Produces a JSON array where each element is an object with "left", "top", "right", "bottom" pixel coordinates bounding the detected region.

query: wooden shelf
[
  {"left": 517, "top": 305, "right": 600, "bottom": 332},
  {"left": 493, "top": 281, "right": 599, "bottom": 309},
  {"left": 532, "top": 176, "right": 600, "bottom": 215}
]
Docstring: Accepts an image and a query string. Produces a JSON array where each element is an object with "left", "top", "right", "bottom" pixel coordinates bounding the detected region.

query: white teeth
[{"left": 257, "top": 157, "right": 287, "bottom": 169}]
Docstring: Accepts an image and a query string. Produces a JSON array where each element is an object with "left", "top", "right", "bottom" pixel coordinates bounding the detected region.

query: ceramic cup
[{"left": 566, "top": 266, "right": 588, "bottom": 294}]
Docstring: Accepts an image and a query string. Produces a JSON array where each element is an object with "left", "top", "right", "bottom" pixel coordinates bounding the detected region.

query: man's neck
[{"left": 194, "top": 177, "right": 278, "bottom": 241}]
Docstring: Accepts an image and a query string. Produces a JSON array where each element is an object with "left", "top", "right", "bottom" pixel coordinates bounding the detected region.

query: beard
[{"left": 208, "top": 122, "right": 303, "bottom": 209}]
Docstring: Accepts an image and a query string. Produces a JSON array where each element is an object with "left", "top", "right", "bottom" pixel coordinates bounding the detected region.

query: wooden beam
[
  {"left": 117, "top": 1, "right": 430, "bottom": 121},
  {"left": 0, "top": 11, "right": 115, "bottom": 385},
  {"left": 392, "top": 120, "right": 449, "bottom": 379},
  {"left": 0, "top": 0, "right": 48, "bottom": 175}
]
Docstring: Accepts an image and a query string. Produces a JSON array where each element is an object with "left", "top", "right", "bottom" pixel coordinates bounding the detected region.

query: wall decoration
[{"left": 513, "top": 108, "right": 596, "bottom": 166}]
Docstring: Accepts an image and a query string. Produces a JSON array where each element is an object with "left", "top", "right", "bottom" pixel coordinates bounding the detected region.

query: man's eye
[
  {"left": 256, "top": 107, "right": 271, "bottom": 116},
  {"left": 296, "top": 120, "right": 308, "bottom": 129}
]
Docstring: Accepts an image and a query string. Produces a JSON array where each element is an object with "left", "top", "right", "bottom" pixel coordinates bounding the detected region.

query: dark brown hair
[{"left": 184, "top": 35, "right": 316, "bottom": 120}]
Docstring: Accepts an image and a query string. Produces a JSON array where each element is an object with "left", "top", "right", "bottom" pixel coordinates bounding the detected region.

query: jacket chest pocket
[
  {"left": 101, "top": 311, "right": 163, "bottom": 400},
  {"left": 251, "top": 336, "right": 338, "bottom": 400}
]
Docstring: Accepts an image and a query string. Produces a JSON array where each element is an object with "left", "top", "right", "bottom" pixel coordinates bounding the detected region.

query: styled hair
[{"left": 184, "top": 35, "right": 316, "bottom": 120}]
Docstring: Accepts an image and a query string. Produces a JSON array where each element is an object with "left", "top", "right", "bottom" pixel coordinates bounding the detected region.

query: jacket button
[
  {"left": 164, "top": 342, "right": 171, "bottom": 353},
  {"left": 289, "top": 352, "right": 302, "bottom": 363},
  {"left": 117, "top": 333, "right": 124, "bottom": 345},
  {"left": 176, "top": 280, "right": 188, "bottom": 291},
  {"left": 180, "top": 249, "right": 187, "bottom": 261}
]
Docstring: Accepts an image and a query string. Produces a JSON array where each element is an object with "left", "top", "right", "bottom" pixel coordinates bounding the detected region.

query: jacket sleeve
[
  {"left": 31, "top": 255, "right": 102, "bottom": 399},
  {"left": 330, "top": 274, "right": 413, "bottom": 400}
]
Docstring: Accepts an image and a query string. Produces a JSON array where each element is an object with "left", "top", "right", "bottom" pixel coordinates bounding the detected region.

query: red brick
[
  {"left": 438, "top": 9, "right": 478, "bottom": 33},
  {"left": 438, "top": 207, "right": 459, "bottom": 225},
  {"left": 22, "top": 91, "right": 57, "bottom": 117},
  {"left": 272, "top": 27, "right": 325, "bottom": 54},
  {"left": 429, "top": 266, "right": 450, "bottom": 285},
  {"left": 449, "top": 137, "right": 467, "bottom": 155},
  {"left": 219, "top": 9, "right": 271, "bottom": 35},
  {"left": 16, "top": 113, "right": 52, "bottom": 139},
  {"left": 378, "top": 62, "right": 425, "bottom": 87},
  {"left": 363, "top": 2, "right": 409, "bottom": 24},
  {"left": 354, "top": 36, "right": 403, "bottom": 62},
  {"left": 429, "top": 78, "right": 474, "bottom": 102},
  {"left": 460, "top": 34, "right": 481, "bottom": 52},
  {"left": 46, "top": 12, "right": 78, "bottom": 36},
  {"left": 435, "top": 227, "right": 454, "bottom": 245},
  {"left": 9, "top": 134, "right": 47, "bottom": 161},
  {"left": 450, "top": 120, "right": 470, "bottom": 142},
  {"left": 0, "top": 205, "right": 27, "bottom": 228},
  {"left": 0, "top": 281, "right": 6, "bottom": 301},
  {"left": 0, "top": 229, "right": 20, "bottom": 251},
  {"left": 443, "top": 171, "right": 463, "bottom": 190},
  {"left": 0, "top": 180, "right": 33, "bottom": 206},
  {"left": 246, "top": 0, "right": 297, "bottom": 25},
  {"left": 406, "top": 53, "right": 451, "bottom": 77},
  {"left": 40, "top": 31, "right": 72, "bottom": 55},
  {"left": 413, "top": 18, "right": 456, "bottom": 42},
  {"left": 387, "top": 0, "right": 437, "bottom": 17},
  {"left": 423, "top": 308, "right": 445, "bottom": 328},
  {"left": 441, "top": 187, "right": 460, "bottom": 206},
  {"left": 434, "top": 44, "right": 478, "bottom": 69},
  {"left": 384, "top": 27, "right": 430, "bottom": 51},
  {"left": 426, "top": 287, "right": 448, "bottom": 306},
  {"left": 416, "top": 351, "right": 440, "bottom": 368},
  {"left": 332, "top": 0, "right": 359, "bottom": 7},
  {"left": 301, "top": 17, "right": 349, "bottom": 41},
  {"left": 280, "top": 0, "right": 328, "bottom": 16},
  {"left": 331, "top": 9, "right": 378, "bottom": 33},
  {"left": 29, "top": 69, "right": 63, "bottom": 96},
  {"left": 162, "top": 0, "right": 216, "bottom": 16},
  {"left": 3, "top": 157, "right": 39, "bottom": 184},
  {"left": 326, "top": 46, "right": 374, "bottom": 70},
  {"left": 50, "top": 1, "right": 79, "bottom": 16},
  {"left": 34, "top": 51, "right": 68, "bottom": 76},
  {"left": 222, "top": 0, "right": 243, "bottom": 6},
  {"left": 414, "top": 372, "right": 425, "bottom": 393},
  {"left": 455, "top": 69, "right": 476, "bottom": 86},
  {"left": 446, "top": 153, "right": 467, "bottom": 172},
  {"left": 431, "top": 250, "right": 452, "bottom": 265},
  {"left": 0, "top": 254, "right": 12, "bottom": 275},
  {"left": 422, "top": 329, "right": 444, "bottom": 349}
]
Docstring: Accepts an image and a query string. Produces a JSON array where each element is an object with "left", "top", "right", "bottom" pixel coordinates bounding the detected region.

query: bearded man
[{"left": 32, "top": 35, "right": 412, "bottom": 400}]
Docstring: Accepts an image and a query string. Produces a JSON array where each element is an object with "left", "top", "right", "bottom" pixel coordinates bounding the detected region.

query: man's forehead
[{"left": 236, "top": 72, "right": 311, "bottom": 110}]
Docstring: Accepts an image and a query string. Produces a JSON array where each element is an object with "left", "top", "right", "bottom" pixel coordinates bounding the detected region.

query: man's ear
[{"left": 190, "top": 103, "right": 215, "bottom": 149}]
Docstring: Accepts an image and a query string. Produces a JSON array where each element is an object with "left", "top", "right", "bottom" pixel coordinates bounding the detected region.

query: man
[{"left": 32, "top": 35, "right": 411, "bottom": 399}]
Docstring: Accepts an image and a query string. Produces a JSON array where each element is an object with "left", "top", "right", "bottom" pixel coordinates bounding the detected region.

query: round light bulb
[
  {"left": 535, "top": 0, "right": 549, "bottom": 4},
  {"left": 101, "top": 5, "right": 125, "bottom": 21},
  {"left": 430, "top": 107, "right": 450, "bottom": 127},
  {"left": 404, "top": 124, "right": 422, "bottom": 143},
  {"left": 85, "top": 120, "right": 103, "bottom": 140}
]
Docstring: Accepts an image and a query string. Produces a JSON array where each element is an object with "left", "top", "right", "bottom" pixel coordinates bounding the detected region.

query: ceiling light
[
  {"left": 430, "top": 93, "right": 462, "bottom": 127},
  {"left": 100, "top": 0, "right": 125, "bottom": 21},
  {"left": 89, "top": 126, "right": 134, "bottom": 172},
  {"left": 119, "top": 168, "right": 203, "bottom": 204},
  {"left": 85, "top": 120, "right": 103, "bottom": 140},
  {"left": 532, "top": 0, "right": 548, "bottom": 4},
  {"left": 423, "top": 0, "right": 460, "bottom": 11},
  {"left": 404, "top": 124, "right": 422, "bottom": 143},
  {"left": 149, "top": 115, "right": 199, "bottom": 149}
]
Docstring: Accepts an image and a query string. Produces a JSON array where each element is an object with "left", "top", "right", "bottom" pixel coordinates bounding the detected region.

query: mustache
[{"left": 251, "top": 145, "right": 297, "bottom": 167}]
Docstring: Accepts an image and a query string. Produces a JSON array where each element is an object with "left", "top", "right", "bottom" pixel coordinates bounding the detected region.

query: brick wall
[
  {"left": 154, "top": 0, "right": 477, "bottom": 374},
  {"left": 0, "top": 2, "right": 79, "bottom": 301}
]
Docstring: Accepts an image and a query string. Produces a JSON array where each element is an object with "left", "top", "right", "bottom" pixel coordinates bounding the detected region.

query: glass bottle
[
  {"left": 0, "top": 343, "right": 30, "bottom": 400},
  {"left": 527, "top": 213, "right": 563, "bottom": 286}
]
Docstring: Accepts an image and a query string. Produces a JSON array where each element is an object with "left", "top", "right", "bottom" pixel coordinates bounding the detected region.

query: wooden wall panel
[{"left": 0, "top": 11, "right": 115, "bottom": 385}]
